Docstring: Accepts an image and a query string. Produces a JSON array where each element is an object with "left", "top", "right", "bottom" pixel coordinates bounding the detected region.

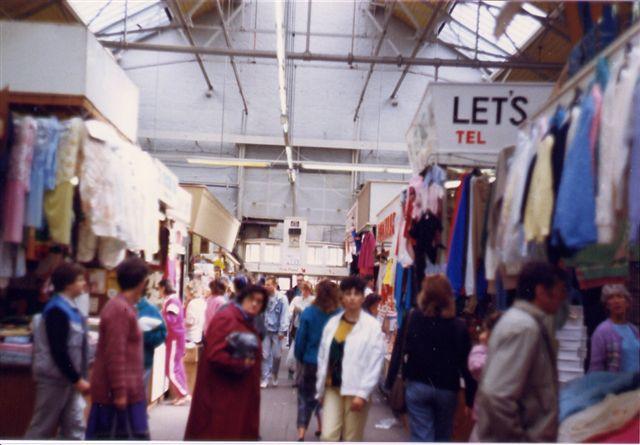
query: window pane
[
  {"left": 245, "top": 244, "right": 260, "bottom": 262},
  {"left": 264, "top": 245, "right": 280, "bottom": 264}
]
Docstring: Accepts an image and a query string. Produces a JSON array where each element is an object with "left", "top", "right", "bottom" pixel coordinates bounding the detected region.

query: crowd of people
[{"left": 23, "top": 256, "right": 638, "bottom": 442}]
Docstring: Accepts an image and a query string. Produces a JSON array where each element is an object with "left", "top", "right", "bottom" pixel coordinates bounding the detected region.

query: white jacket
[{"left": 316, "top": 311, "right": 385, "bottom": 400}]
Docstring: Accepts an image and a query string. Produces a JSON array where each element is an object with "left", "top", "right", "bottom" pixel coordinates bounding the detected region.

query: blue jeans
[
  {"left": 405, "top": 380, "right": 457, "bottom": 442},
  {"left": 261, "top": 332, "right": 283, "bottom": 382}
]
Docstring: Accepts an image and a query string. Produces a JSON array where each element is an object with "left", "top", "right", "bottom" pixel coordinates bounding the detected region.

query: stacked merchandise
[
  {"left": 0, "top": 323, "right": 32, "bottom": 366},
  {"left": 557, "top": 306, "right": 589, "bottom": 384},
  {"left": 558, "top": 371, "right": 639, "bottom": 443}
]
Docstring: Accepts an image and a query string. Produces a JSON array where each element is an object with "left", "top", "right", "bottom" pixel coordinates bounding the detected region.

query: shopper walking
[
  {"left": 85, "top": 257, "right": 150, "bottom": 440},
  {"left": 159, "top": 279, "right": 190, "bottom": 406},
  {"left": 25, "top": 263, "right": 90, "bottom": 440},
  {"left": 261, "top": 276, "right": 289, "bottom": 388},
  {"left": 475, "top": 262, "right": 568, "bottom": 442},
  {"left": 316, "top": 276, "right": 385, "bottom": 442},
  {"left": 185, "top": 287, "right": 206, "bottom": 344},
  {"left": 184, "top": 285, "right": 267, "bottom": 441},
  {"left": 204, "top": 278, "right": 229, "bottom": 336},
  {"left": 363, "top": 293, "right": 382, "bottom": 317},
  {"left": 136, "top": 294, "right": 167, "bottom": 400},
  {"left": 287, "top": 281, "right": 315, "bottom": 379},
  {"left": 589, "top": 284, "right": 639, "bottom": 373},
  {"left": 400, "top": 274, "right": 476, "bottom": 442},
  {"left": 294, "top": 280, "right": 340, "bottom": 441}
]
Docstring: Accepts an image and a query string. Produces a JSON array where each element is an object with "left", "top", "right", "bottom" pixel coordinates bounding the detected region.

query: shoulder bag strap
[{"left": 399, "top": 308, "right": 414, "bottom": 377}]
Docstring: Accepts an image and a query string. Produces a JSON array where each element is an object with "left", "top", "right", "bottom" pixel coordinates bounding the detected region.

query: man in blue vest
[{"left": 25, "top": 262, "right": 90, "bottom": 440}]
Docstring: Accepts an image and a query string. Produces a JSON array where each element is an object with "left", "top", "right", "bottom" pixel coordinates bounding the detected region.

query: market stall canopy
[
  {"left": 0, "top": 20, "right": 139, "bottom": 141},
  {"left": 406, "top": 82, "right": 553, "bottom": 170},
  {"left": 182, "top": 184, "right": 240, "bottom": 252}
]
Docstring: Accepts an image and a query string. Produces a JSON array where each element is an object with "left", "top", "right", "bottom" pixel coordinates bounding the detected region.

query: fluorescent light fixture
[
  {"left": 187, "top": 158, "right": 270, "bottom": 168},
  {"left": 302, "top": 163, "right": 385, "bottom": 173},
  {"left": 444, "top": 180, "right": 461, "bottom": 189},
  {"left": 488, "top": 176, "right": 496, "bottom": 183},
  {"left": 385, "top": 167, "right": 414, "bottom": 174}
]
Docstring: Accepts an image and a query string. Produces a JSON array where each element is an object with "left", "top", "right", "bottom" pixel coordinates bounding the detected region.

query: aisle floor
[{"left": 148, "top": 376, "right": 409, "bottom": 441}]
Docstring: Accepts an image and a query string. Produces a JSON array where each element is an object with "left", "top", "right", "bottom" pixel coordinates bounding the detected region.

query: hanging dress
[{"left": 162, "top": 293, "right": 189, "bottom": 397}]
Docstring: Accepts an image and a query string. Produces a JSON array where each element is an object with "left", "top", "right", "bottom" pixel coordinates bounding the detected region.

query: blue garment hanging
[
  {"left": 446, "top": 175, "right": 471, "bottom": 297},
  {"left": 394, "top": 262, "right": 404, "bottom": 318},
  {"left": 552, "top": 91, "right": 598, "bottom": 250}
]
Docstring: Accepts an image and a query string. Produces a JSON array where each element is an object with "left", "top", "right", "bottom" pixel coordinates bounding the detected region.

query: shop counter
[{"left": 0, "top": 363, "right": 36, "bottom": 438}]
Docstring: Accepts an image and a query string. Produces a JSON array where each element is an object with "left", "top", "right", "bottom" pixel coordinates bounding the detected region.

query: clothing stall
[{"left": 0, "top": 22, "right": 188, "bottom": 434}]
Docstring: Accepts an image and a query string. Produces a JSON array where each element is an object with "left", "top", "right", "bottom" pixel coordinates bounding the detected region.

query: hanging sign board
[
  {"left": 154, "top": 158, "right": 180, "bottom": 208},
  {"left": 407, "top": 82, "right": 553, "bottom": 169}
]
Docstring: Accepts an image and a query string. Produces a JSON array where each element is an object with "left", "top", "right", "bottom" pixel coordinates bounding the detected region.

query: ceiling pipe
[
  {"left": 214, "top": 0, "right": 249, "bottom": 114},
  {"left": 99, "top": 40, "right": 565, "bottom": 70},
  {"left": 169, "top": 0, "right": 214, "bottom": 92},
  {"left": 275, "top": 0, "right": 295, "bottom": 182},
  {"left": 353, "top": 2, "right": 396, "bottom": 122},
  {"left": 389, "top": 1, "right": 444, "bottom": 99},
  {"left": 305, "top": 0, "right": 312, "bottom": 54}
]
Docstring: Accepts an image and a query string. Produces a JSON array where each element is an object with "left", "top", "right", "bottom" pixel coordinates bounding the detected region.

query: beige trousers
[{"left": 321, "top": 387, "right": 370, "bottom": 442}]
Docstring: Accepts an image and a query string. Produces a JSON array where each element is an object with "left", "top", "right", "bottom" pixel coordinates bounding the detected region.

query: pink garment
[
  {"left": 468, "top": 344, "right": 488, "bottom": 421},
  {"left": 204, "top": 295, "right": 227, "bottom": 336},
  {"left": 468, "top": 344, "right": 488, "bottom": 381},
  {"left": 2, "top": 117, "right": 37, "bottom": 243},
  {"left": 162, "top": 294, "right": 189, "bottom": 397},
  {"left": 358, "top": 231, "right": 376, "bottom": 276}
]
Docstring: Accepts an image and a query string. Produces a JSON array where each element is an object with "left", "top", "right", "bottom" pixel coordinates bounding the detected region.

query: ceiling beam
[
  {"left": 138, "top": 128, "right": 408, "bottom": 152},
  {"left": 214, "top": 0, "right": 248, "bottom": 114},
  {"left": 353, "top": 2, "right": 396, "bottom": 122},
  {"left": 389, "top": 2, "right": 445, "bottom": 99},
  {"left": 94, "top": 1, "right": 161, "bottom": 35},
  {"left": 99, "top": 39, "right": 565, "bottom": 71},
  {"left": 169, "top": 0, "right": 214, "bottom": 92}
]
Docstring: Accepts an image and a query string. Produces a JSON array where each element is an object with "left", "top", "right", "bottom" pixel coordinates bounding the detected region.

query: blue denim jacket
[{"left": 264, "top": 292, "right": 289, "bottom": 334}]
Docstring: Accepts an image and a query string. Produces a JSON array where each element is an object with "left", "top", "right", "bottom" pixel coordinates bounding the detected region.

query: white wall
[{"left": 120, "top": 1, "right": 484, "bottom": 241}]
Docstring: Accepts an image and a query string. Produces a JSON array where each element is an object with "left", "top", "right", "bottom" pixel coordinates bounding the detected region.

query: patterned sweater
[
  {"left": 90, "top": 295, "right": 145, "bottom": 405},
  {"left": 590, "top": 319, "right": 640, "bottom": 372}
]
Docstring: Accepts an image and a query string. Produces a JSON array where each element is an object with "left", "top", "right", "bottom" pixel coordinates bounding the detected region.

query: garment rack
[{"left": 523, "top": 19, "right": 640, "bottom": 127}]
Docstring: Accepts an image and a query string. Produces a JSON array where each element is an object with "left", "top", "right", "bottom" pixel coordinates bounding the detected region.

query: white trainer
[{"left": 260, "top": 380, "right": 268, "bottom": 389}]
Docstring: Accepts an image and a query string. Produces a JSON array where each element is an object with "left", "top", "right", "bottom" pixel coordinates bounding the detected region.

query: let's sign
[
  {"left": 430, "top": 83, "right": 553, "bottom": 150},
  {"left": 410, "top": 83, "right": 553, "bottom": 153}
]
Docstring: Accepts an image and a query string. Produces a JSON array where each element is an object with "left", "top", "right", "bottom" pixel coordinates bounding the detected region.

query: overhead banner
[{"left": 407, "top": 82, "right": 553, "bottom": 169}]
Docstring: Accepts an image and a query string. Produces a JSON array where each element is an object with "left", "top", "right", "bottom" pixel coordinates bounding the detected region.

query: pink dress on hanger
[
  {"left": 162, "top": 293, "right": 189, "bottom": 398},
  {"left": 2, "top": 117, "right": 37, "bottom": 243}
]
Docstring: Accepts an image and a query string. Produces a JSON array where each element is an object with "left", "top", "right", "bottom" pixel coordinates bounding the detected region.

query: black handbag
[
  {"left": 225, "top": 331, "right": 259, "bottom": 360},
  {"left": 389, "top": 309, "right": 413, "bottom": 413}
]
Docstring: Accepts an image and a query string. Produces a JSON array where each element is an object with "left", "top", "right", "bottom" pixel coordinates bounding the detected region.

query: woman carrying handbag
[{"left": 392, "top": 275, "right": 476, "bottom": 442}]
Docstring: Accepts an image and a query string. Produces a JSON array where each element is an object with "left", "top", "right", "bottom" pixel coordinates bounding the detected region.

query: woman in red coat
[{"left": 184, "top": 285, "right": 267, "bottom": 441}]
